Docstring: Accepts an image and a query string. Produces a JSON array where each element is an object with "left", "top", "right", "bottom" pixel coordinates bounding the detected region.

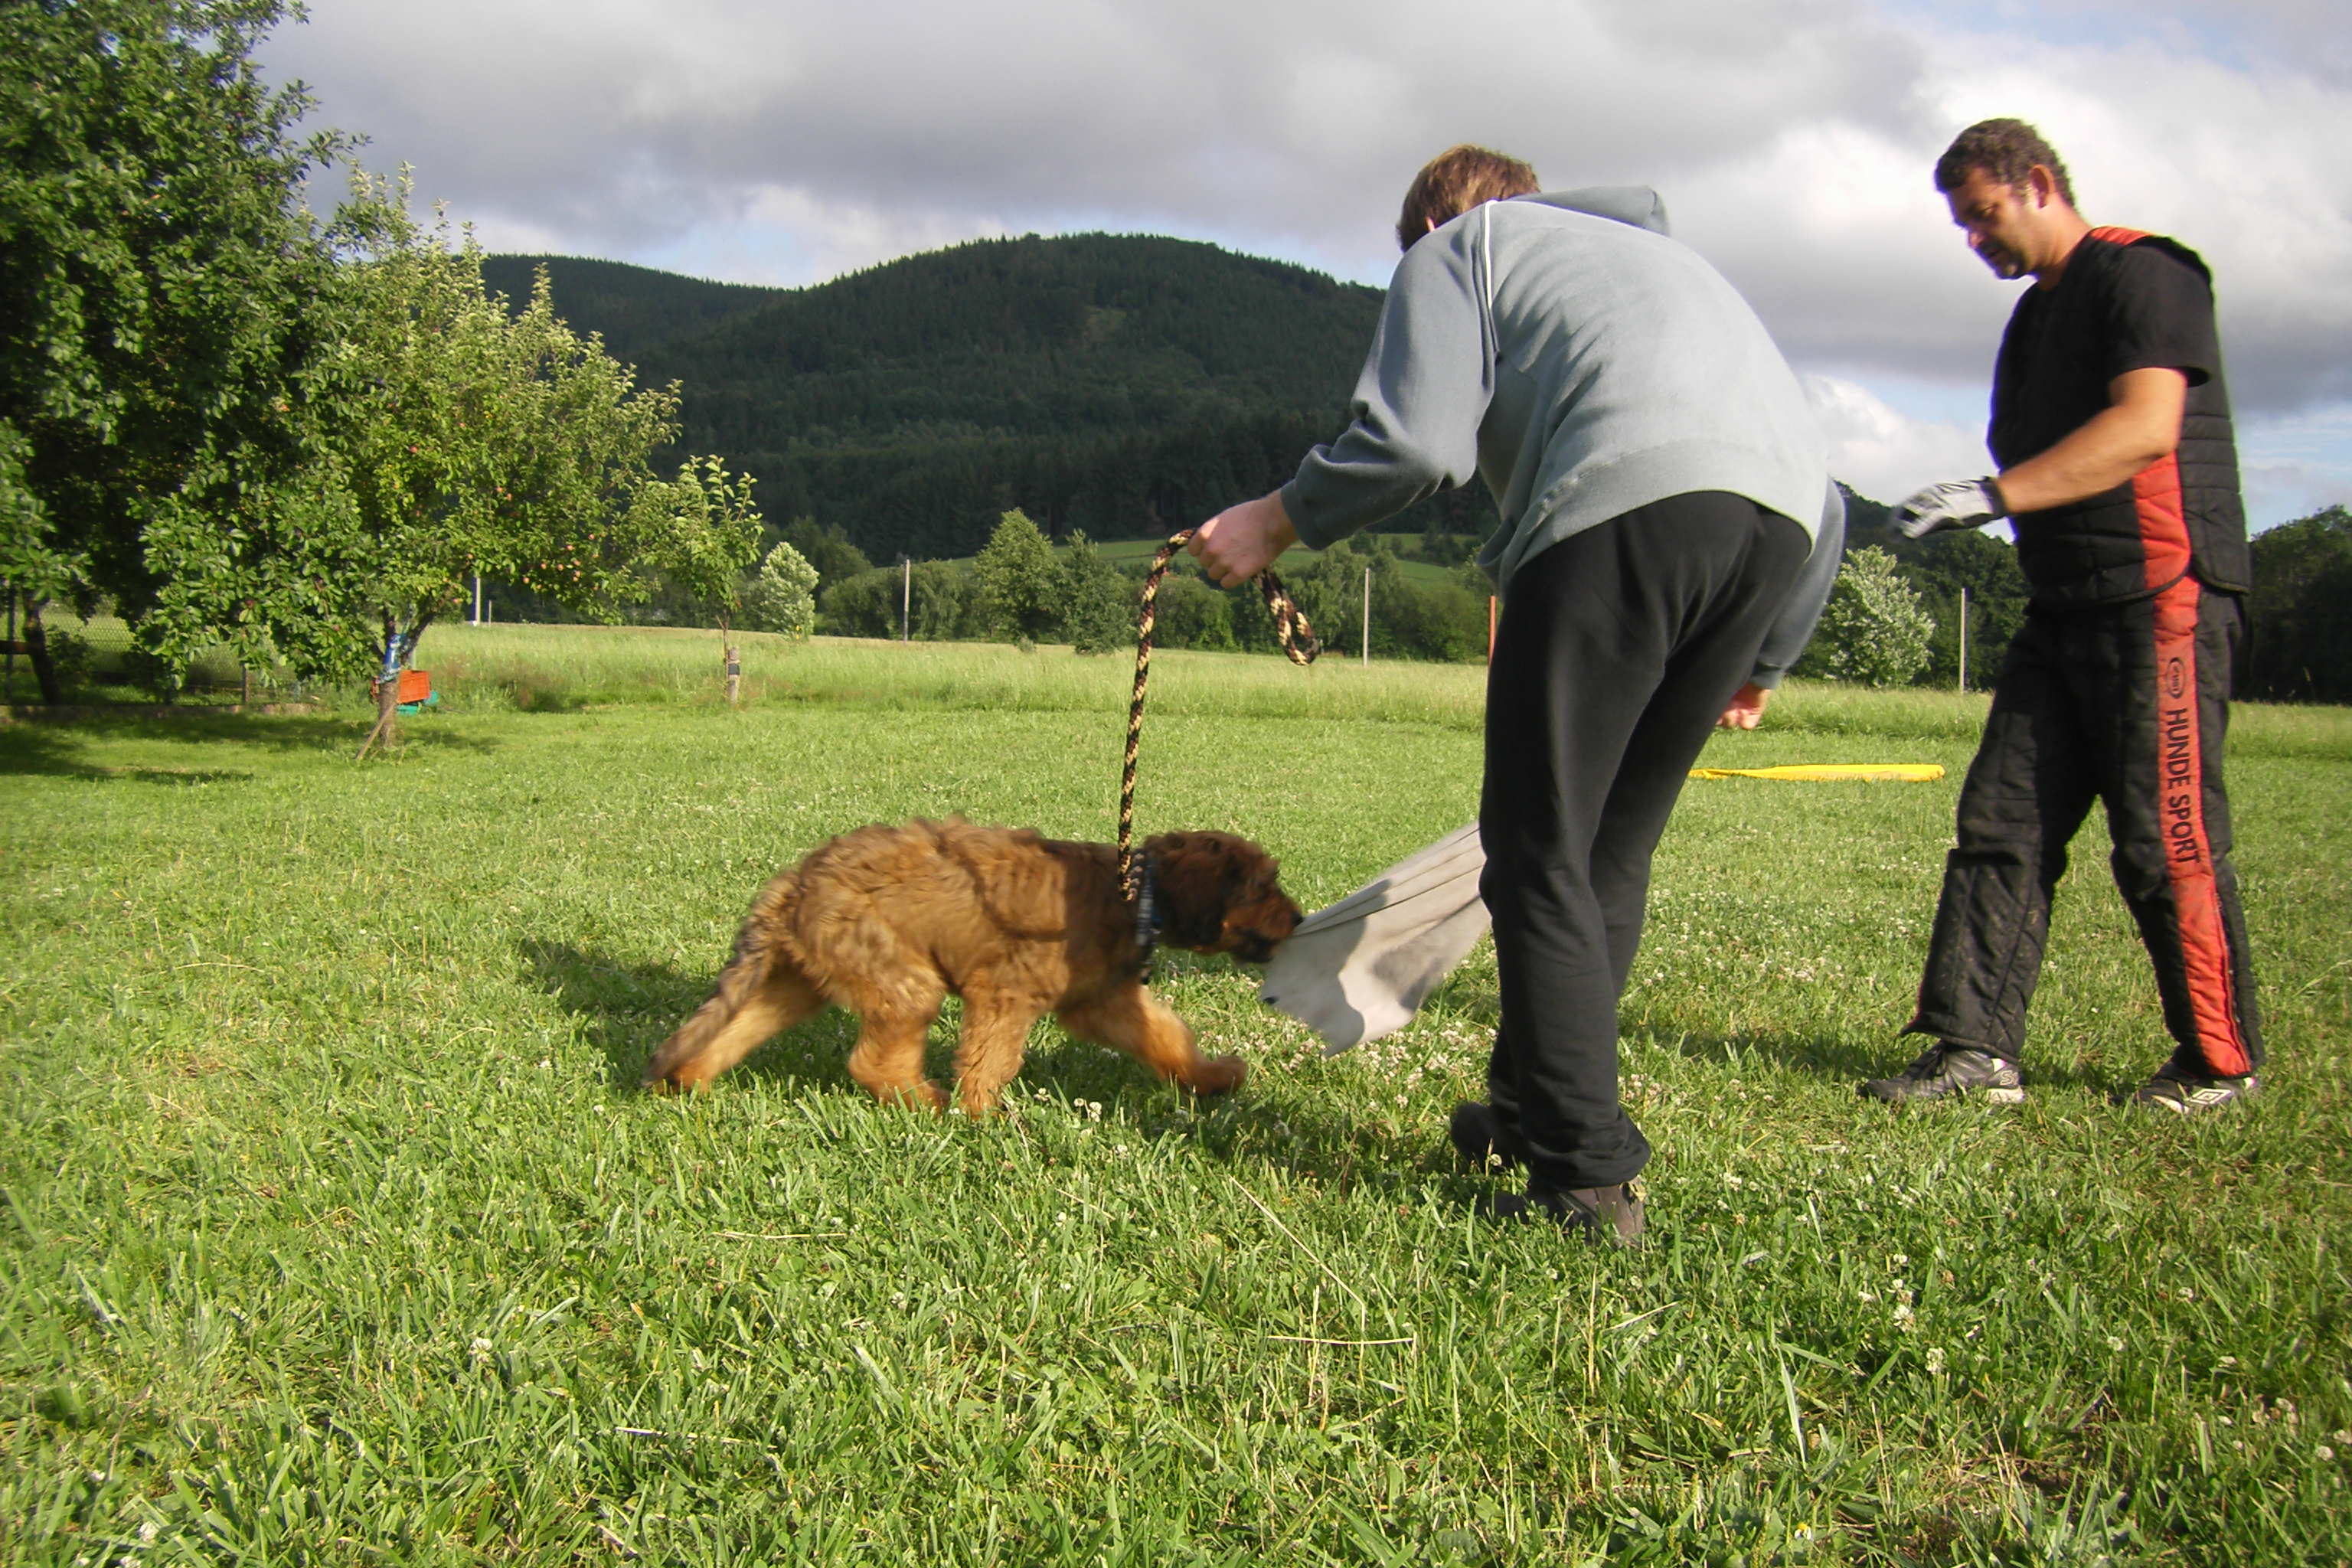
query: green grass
[{"left": 4, "top": 630, "right": 2348, "bottom": 1564}]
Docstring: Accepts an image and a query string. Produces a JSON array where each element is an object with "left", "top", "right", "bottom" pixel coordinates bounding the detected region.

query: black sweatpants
[
  {"left": 1908, "top": 577, "right": 2261, "bottom": 1074},
  {"left": 1479, "top": 493, "right": 1810, "bottom": 1190}
]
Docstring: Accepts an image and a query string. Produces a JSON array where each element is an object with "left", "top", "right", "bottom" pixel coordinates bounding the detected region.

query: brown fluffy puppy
[{"left": 643, "top": 819, "right": 1301, "bottom": 1114}]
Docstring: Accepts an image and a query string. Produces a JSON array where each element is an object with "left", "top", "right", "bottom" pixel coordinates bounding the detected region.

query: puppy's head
[{"left": 1145, "top": 831, "right": 1302, "bottom": 963}]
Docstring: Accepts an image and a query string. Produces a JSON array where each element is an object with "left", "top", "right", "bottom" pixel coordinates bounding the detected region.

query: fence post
[
  {"left": 1958, "top": 586, "right": 1969, "bottom": 694},
  {"left": 1361, "top": 564, "right": 1370, "bottom": 666}
]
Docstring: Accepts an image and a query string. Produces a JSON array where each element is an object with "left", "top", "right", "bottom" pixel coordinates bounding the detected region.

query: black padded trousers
[
  {"left": 1479, "top": 493, "right": 1809, "bottom": 1189},
  {"left": 1907, "top": 577, "right": 2261, "bottom": 1075}
]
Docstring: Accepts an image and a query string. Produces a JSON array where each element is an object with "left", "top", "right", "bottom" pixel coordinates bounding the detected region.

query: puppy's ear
[{"left": 1144, "top": 832, "right": 1230, "bottom": 950}]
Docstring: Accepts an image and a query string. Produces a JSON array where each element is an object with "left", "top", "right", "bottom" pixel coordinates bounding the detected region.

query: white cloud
[
  {"left": 257, "top": 0, "right": 2352, "bottom": 514},
  {"left": 1805, "top": 374, "right": 1992, "bottom": 505}
]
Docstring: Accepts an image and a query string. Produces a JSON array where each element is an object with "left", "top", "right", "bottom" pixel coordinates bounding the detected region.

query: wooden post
[
  {"left": 1361, "top": 564, "right": 1370, "bottom": 666},
  {"left": 1488, "top": 596, "right": 1498, "bottom": 664},
  {"left": 725, "top": 644, "right": 741, "bottom": 706},
  {"left": 1956, "top": 586, "right": 1966, "bottom": 693},
  {"left": 901, "top": 556, "right": 911, "bottom": 642}
]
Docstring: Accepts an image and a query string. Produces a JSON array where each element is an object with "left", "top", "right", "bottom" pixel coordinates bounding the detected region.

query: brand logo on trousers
[{"left": 2164, "top": 656, "right": 2187, "bottom": 700}]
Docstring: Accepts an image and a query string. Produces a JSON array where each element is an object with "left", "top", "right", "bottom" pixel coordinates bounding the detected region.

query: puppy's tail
[{"left": 642, "top": 871, "right": 812, "bottom": 1091}]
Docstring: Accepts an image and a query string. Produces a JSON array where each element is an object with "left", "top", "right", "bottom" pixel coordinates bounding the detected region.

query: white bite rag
[{"left": 1258, "top": 824, "right": 1490, "bottom": 1052}]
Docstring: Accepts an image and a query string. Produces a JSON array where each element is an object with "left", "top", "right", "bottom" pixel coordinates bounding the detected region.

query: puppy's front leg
[
  {"left": 951, "top": 994, "right": 1048, "bottom": 1117},
  {"left": 1058, "top": 985, "right": 1246, "bottom": 1096}
]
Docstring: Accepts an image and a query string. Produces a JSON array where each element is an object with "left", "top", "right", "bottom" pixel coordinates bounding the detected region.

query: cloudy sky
[{"left": 262, "top": 0, "right": 2352, "bottom": 526}]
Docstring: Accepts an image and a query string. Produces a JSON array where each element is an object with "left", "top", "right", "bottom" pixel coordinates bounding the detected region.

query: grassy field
[{"left": 4, "top": 626, "right": 2349, "bottom": 1565}]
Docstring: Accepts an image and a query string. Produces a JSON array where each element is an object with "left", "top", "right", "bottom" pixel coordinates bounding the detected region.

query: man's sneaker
[
  {"left": 1449, "top": 1102, "right": 1531, "bottom": 1173},
  {"left": 2132, "top": 1057, "right": 2259, "bottom": 1113},
  {"left": 1488, "top": 1181, "right": 1646, "bottom": 1245},
  {"left": 1860, "top": 1042, "right": 2025, "bottom": 1105}
]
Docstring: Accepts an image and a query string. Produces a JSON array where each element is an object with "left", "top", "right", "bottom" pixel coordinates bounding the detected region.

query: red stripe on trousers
[{"left": 2146, "top": 575, "right": 2252, "bottom": 1075}]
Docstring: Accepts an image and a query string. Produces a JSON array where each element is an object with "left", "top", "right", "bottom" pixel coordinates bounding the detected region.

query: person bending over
[{"left": 1190, "top": 145, "right": 1842, "bottom": 1241}]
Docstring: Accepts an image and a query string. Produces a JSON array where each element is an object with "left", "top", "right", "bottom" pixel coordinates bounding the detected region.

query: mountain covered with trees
[{"left": 492, "top": 237, "right": 1501, "bottom": 562}]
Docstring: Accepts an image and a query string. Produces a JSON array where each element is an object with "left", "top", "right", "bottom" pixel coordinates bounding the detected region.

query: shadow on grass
[
  {"left": 520, "top": 939, "right": 859, "bottom": 1094},
  {"left": 524, "top": 937, "right": 1474, "bottom": 1196},
  {"left": 0, "top": 710, "right": 500, "bottom": 776},
  {"left": 1641, "top": 1019, "right": 2125, "bottom": 1098}
]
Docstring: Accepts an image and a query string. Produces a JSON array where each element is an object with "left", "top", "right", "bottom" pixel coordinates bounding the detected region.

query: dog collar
[{"left": 1133, "top": 852, "right": 1168, "bottom": 982}]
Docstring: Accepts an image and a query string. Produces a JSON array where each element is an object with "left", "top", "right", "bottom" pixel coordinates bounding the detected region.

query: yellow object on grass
[{"left": 1687, "top": 763, "right": 1946, "bottom": 782}]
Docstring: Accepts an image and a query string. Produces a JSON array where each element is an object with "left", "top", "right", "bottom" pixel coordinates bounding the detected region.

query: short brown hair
[
  {"left": 1396, "top": 145, "right": 1540, "bottom": 252},
  {"left": 1934, "top": 118, "right": 2076, "bottom": 207}
]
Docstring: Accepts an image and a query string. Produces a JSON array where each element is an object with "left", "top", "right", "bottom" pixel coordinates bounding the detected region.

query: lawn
[{"left": 4, "top": 627, "right": 2348, "bottom": 1565}]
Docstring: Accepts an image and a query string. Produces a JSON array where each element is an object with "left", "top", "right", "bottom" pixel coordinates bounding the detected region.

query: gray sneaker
[
  {"left": 2132, "top": 1057, "right": 2259, "bottom": 1113},
  {"left": 1488, "top": 1181, "right": 1646, "bottom": 1245},
  {"left": 1860, "top": 1042, "right": 2024, "bottom": 1104}
]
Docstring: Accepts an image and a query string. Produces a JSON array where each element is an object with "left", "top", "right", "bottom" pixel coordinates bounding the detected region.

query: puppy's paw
[{"left": 1191, "top": 1055, "right": 1248, "bottom": 1096}]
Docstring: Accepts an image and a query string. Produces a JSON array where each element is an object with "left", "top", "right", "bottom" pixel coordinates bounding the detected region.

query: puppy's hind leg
[
  {"left": 644, "top": 910, "right": 826, "bottom": 1093},
  {"left": 846, "top": 1000, "right": 949, "bottom": 1112},
  {"left": 1058, "top": 985, "right": 1246, "bottom": 1097}
]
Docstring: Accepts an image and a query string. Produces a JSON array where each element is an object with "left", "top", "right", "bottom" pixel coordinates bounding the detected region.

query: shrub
[
  {"left": 743, "top": 541, "right": 819, "bottom": 638},
  {"left": 1798, "top": 546, "right": 1936, "bottom": 688}
]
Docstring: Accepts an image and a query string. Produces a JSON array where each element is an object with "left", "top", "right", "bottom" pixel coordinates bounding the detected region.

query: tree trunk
[
  {"left": 358, "top": 613, "right": 436, "bottom": 760},
  {"left": 356, "top": 614, "right": 401, "bottom": 760},
  {"left": 22, "top": 599, "right": 62, "bottom": 706}
]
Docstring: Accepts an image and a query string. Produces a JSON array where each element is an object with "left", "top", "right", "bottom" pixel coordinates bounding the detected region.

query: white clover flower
[
  {"left": 2319, "top": 1446, "right": 2337, "bottom": 1462},
  {"left": 1926, "top": 1346, "right": 1945, "bottom": 1375}
]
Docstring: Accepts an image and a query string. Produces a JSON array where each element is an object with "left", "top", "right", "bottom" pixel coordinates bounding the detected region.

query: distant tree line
[{"left": 807, "top": 511, "right": 1496, "bottom": 663}]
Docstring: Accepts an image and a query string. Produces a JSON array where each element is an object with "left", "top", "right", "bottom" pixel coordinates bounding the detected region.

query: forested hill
[
  {"left": 479, "top": 255, "right": 786, "bottom": 368},
  {"left": 488, "top": 235, "right": 1493, "bottom": 560}
]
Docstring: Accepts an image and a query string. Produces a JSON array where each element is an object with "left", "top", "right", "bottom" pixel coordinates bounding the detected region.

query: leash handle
[{"left": 1119, "top": 528, "right": 1320, "bottom": 906}]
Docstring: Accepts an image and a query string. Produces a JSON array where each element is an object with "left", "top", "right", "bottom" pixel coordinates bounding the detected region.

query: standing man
[
  {"left": 1190, "top": 146, "right": 1843, "bottom": 1241},
  {"left": 1862, "top": 119, "right": 2261, "bottom": 1111}
]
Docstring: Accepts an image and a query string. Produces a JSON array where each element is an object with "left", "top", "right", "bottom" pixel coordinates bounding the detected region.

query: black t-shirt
[{"left": 1989, "top": 242, "right": 2222, "bottom": 471}]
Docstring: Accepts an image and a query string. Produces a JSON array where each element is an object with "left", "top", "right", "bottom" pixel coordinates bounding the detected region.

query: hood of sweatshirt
[{"left": 1518, "top": 186, "right": 1671, "bottom": 237}]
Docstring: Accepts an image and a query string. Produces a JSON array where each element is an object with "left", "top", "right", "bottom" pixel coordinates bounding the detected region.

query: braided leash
[{"left": 1119, "top": 529, "right": 1320, "bottom": 971}]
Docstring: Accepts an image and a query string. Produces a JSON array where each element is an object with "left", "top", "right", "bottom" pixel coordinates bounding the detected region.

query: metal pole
[
  {"left": 1958, "top": 586, "right": 1968, "bottom": 694},
  {"left": 1361, "top": 564, "right": 1370, "bottom": 666},
  {"left": 472, "top": 573, "right": 482, "bottom": 626}
]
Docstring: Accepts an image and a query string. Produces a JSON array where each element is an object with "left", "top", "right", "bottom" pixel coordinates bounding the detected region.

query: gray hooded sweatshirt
[{"left": 1279, "top": 187, "right": 1842, "bottom": 684}]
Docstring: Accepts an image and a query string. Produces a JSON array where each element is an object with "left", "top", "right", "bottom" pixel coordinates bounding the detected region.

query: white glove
[{"left": 1891, "top": 478, "right": 2007, "bottom": 539}]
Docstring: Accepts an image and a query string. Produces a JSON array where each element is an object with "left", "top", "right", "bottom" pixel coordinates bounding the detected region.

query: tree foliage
[
  {"left": 775, "top": 516, "right": 872, "bottom": 597},
  {"left": 1798, "top": 545, "right": 1936, "bottom": 688},
  {"left": 1060, "top": 531, "right": 1134, "bottom": 655},
  {"left": 1, "top": 0, "right": 344, "bottom": 697},
  {"left": 972, "top": 509, "right": 1062, "bottom": 643},
  {"left": 146, "top": 177, "right": 686, "bottom": 691},
  {"left": 743, "top": 539, "right": 819, "bottom": 639},
  {"left": 634, "top": 454, "right": 763, "bottom": 640},
  {"left": 2243, "top": 505, "right": 2352, "bottom": 703}
]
